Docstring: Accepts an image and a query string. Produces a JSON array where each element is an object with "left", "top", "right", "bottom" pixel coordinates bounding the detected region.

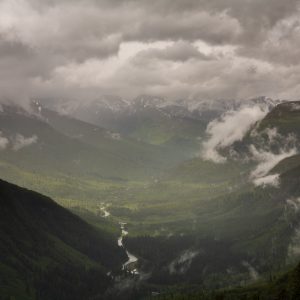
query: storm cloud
[{"left": 1, "top": 0, "right": 300, "bottom": 104}]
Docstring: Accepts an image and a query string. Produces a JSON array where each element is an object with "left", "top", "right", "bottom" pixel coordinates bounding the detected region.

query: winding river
[
  {"left": 118, "top": 222, "right": 139, "bottom": 274},
  {"left": 100, "top": 204, "right": 139, "bottom": 274}
]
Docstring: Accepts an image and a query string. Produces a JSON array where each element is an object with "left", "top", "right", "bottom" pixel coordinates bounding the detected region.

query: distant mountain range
[
  {"left": 36, "top": 96, "right": 283, "bottom": 155},
  {"left": 42, "top": 95, "right": 283, "bottom": 127}
]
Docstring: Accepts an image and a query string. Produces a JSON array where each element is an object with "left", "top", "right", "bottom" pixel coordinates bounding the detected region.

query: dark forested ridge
[
  {"left": 0, "top": 179, "right": 126, "bottom": 300},
  {"left": 147, "top": 262, "right": 300, "bottom": 300}
]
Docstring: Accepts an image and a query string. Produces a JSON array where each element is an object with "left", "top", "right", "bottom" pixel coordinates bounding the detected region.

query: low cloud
[
  {"left": 248, "top": 126, "right": 299, "bottom": 186},
  {"left": 0, "top": 132, "right": 9, "bottom": 150},
  {"left": 201, "top": 103, "right": 299, "bottom": 187},
  {"left": 12, "top": 134, "right": 38, "bottom": 151},
  {"left": 286, "top": 198, "right": 300, "bottom": 212},
  {"left": 250, "top": 145, "right": 297, "bottom": 178},
  {"left": 169, "top": 249, "right": 199, "bottom": 274},
  {"left": 202, "top": 105, "right": 269, "bottom": 163},
  {"left": 253, "top": 174, "right": 280, "bottom": 187},
  {"left": 242, "top": 261, "right": 259, "bottom": 281}
]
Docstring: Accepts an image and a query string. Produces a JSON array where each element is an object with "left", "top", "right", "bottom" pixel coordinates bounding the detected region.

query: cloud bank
[
  {"left": 201, "top": 102, "right": 299, "bottom": 187},
  {"left": 0, "top": 0, "right": 300, "bottom": 105}
]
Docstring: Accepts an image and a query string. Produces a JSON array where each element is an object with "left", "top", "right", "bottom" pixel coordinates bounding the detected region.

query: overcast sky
[{"left": 1, "top": 0, "right": 300, "bottom": 105}]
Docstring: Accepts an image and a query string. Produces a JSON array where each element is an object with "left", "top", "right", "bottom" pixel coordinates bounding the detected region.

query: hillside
[
  {"left": 35, "top": 104, "right": 194, "bottom": 167},
  {"left": 0, "top": 104, "right": 187, "bottom": 181},
  {"left": 0, "top": 179, "right": 126, "bottom": 300},
  {"left": 165, "top": 157, "right": 250, "bottom": 184},
  {"left": 44, "top": 96, "right": 207, "bottom": 155},
  {"left": 48, "top": 96, "right": 278, "bottom": 157},
  {"left": 115, "top": 146, "right": 300, "bottom": 290},
  {"left": 258, "top": 101, "right": 300, "bottom": 136},
  {"left": 148, "top": 262, "right": 300, "bottom": 300}
]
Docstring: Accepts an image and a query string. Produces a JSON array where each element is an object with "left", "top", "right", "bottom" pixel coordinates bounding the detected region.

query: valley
[
  {"left": 1, "top": 98, "right": 300, "bottom": 299},
  {"left": 3, "top": 0, "right": 300, "bottom": 298}
]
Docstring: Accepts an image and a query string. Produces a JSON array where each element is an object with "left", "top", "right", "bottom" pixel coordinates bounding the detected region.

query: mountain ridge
[{"left": 0, "top": 178, "right": 126, "bottom": 300}]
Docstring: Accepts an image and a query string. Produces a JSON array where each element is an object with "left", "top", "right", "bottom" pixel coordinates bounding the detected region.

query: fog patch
[
  {"left": 290, "top": 102, "right": 300, "bottom": 111},
  {"left": 110, "top": 132, "right": 121, "bottom": 140},
  {"left": 253, "top": 174, "right": 280, "bottom": 187},
  {"left": 12, "top": 134, "right": 38, "bottom": 151},
  {"left": 263, "top": 127, "right": 279, "bottom": 144},
  {"left": 286, "top": 198, "right": 300, "bottom": 213},
  {"left": 202, "top": 105, "right": 269, "bottom": 163},
  {"left": 250, "top": 127, "right": 298, "bottom": 149},
  {"left": 201, "top": 104, "right": 298, "bottom": 186},
  {"left": 99, "top": 203, "right": 110, "bottom": 218},
  {"left": 250, "top": 145, "right": 297, "bottom": 178},
  {"left": 0, "top": 132, "right": 9, "bottom": 150},
  {"left": 242, "top": 261, "right": 259, "bottom": 281},
  {"left": 287, "top": 224, "right": 300, "bottom": 263},
  {"left": 248, "top": 126, "right": 299, "bottom": 186},
  {"left": 169, "top": 249, "right": 199, "bottom": 274},
  {"left": 285, "top": 197, "right": 300, "bottom": 264}
]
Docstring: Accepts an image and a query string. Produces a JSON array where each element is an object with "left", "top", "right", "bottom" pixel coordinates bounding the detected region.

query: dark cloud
[
  {"left": 123, "top": 10, "right": 242, "bottom": 45},
  {"left": 133, "top": 41, "right": 213, "bottom": 63},
  {"left": 0, "top": 0, "right": 300, "bottom": 104}
]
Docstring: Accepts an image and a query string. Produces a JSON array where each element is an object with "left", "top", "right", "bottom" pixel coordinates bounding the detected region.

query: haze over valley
[{"left": 1, "top": 1, "right": 300, "bottom": 299}]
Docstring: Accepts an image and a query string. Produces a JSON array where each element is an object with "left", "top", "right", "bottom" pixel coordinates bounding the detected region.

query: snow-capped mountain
[{"left": 40, "top": 95, "right": 284, "bottom": 130}]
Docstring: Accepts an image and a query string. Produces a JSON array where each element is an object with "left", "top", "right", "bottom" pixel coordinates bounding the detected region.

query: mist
[
  {"left": 0, "top": 132, "right": 9, "bottom": 150},
  {"left": 12, "top": 134, "right": 38, "bottom": 151},
  {"left": 253, "top": 174, "right": 280, "bottom": 187},
  {"left": 0, "top": 132, "right": 38, "bottom": 151},
  {"left": 202, "top": 105, "right": 269, "bottom": 163},
  {"left": 250, "top": 146, "right": 297, "bottom": 178},
  {"left": 1, "top": 2, "right": 300, "bottom": 299}
]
